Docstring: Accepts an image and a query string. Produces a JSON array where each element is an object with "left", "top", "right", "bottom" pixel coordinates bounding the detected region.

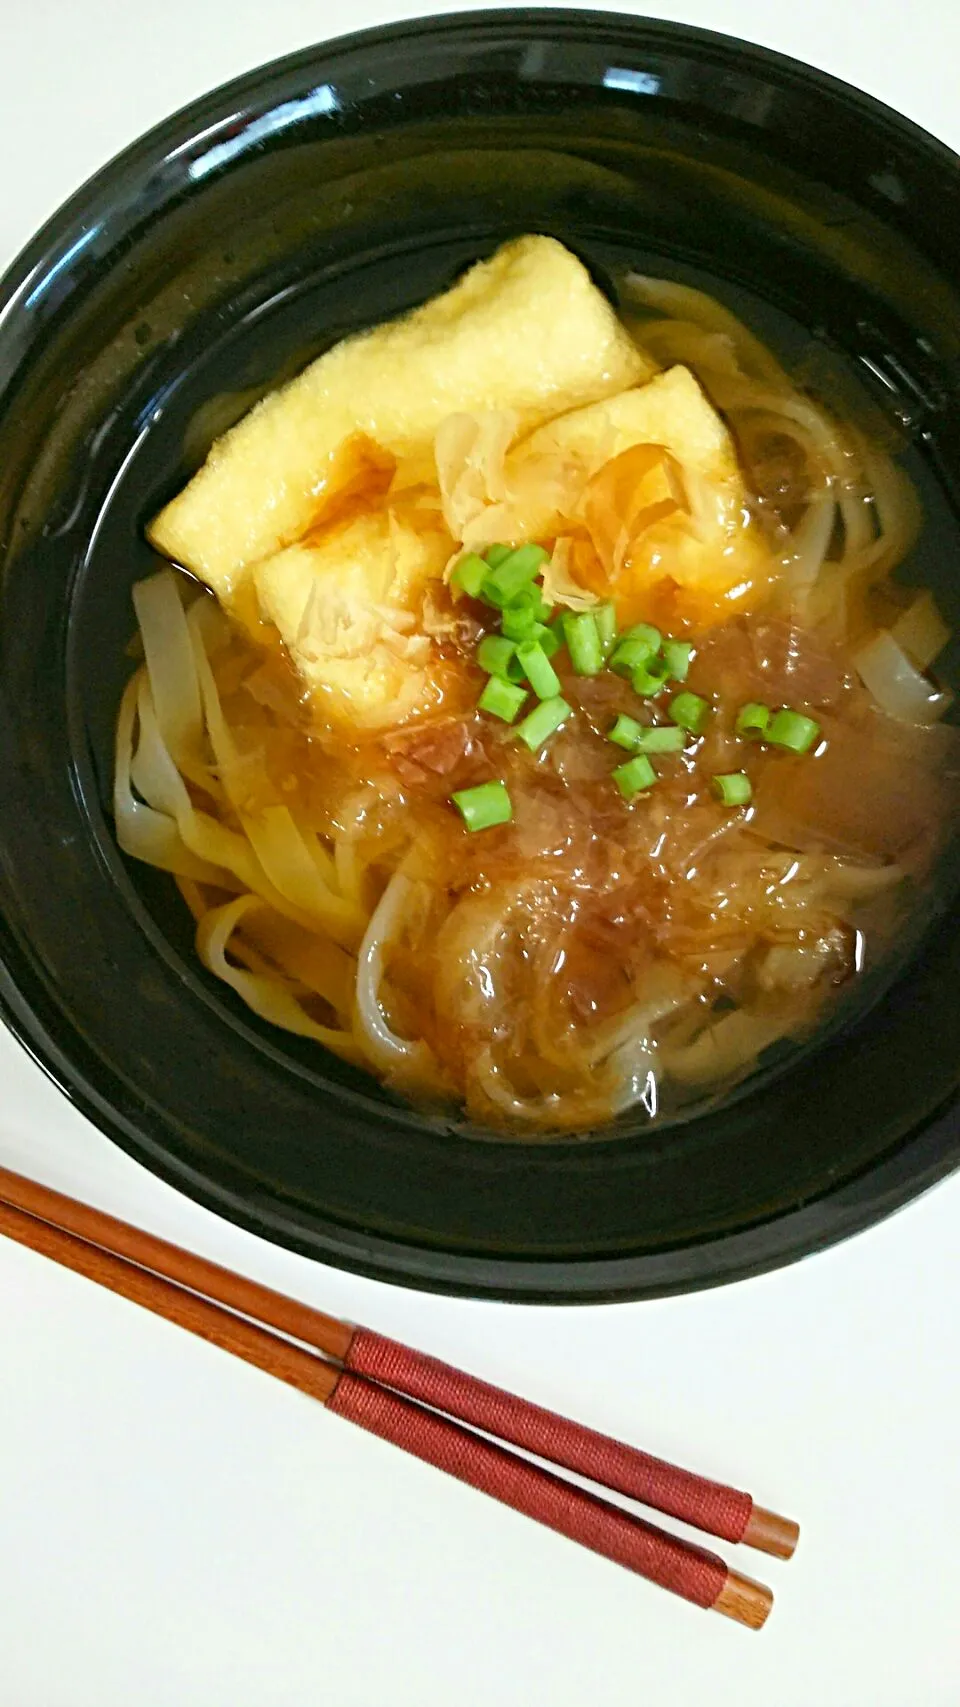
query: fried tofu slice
[
  {"left": 436, "top": 366, "right": 740, "bottom": 553},
  {"left": 516, "top": 363, "right": 737, "bottom": 482},
  {"left": 253, "top": 509, "right": 451, "bottom": 729},
  {"left": 489, "top": 364, "right": 738, "bottom": 540},
  {"left": 526, "top": 363, "right": 734, "bottom": 484},
  {"left": 149, "top": 235, "right": 651, "bottom": 605},
  {"left": 475, "top": 366, "right": 772, "bottom": 627}
]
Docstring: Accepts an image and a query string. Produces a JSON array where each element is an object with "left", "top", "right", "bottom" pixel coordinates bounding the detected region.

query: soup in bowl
[{"left": 118, "top": 234, "right": 959, "bottom": 1133}]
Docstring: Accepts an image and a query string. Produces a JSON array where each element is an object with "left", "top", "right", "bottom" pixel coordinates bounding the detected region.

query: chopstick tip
[
  {"left": 743, "top": 1505, "right": 800, "bottom": 1560},
  {"left": 713, "top": 1570, "right": 774, "bottom": 1631}
]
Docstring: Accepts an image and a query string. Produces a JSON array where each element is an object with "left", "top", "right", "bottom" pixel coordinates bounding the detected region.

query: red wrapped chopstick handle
[
  {"left": 328, "top": 1372, "right": 769, "bottom": 1626},
  {"left": 343, "top": 1329, "right": 790, "bottom": 1556}
]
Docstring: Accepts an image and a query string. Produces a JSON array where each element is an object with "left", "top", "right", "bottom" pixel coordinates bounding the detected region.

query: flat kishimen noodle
[{"left": 115, "top": 235, "right": 960, "bottom": 1131}]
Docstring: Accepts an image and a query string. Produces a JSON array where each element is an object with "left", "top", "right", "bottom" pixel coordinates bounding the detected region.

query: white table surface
[{"left": 3, "top": 3, "right": 960, "bottom": 1702}]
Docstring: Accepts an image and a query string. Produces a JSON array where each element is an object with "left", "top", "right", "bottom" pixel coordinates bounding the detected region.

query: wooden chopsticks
[{"left": 0, "top": 1165, "right": 797, "bottom": 1628}]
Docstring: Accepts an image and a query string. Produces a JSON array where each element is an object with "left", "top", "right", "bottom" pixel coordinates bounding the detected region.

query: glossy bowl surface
[{"left": 3, "top": 10, "right": 960, "bottom": 1300}]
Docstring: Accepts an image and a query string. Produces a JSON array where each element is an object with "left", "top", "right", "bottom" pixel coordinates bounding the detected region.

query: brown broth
[
  {"left": 205, "top": 600, "right": 958, "bottom": 1124},
  {"left": 129, "top": 261, "right": 960, "bottom": 1131}
]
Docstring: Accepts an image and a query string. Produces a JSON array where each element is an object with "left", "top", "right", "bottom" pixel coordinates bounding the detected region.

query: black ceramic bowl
[{"left": 3, "top": 10, "right": 960, "bottom": 1302}]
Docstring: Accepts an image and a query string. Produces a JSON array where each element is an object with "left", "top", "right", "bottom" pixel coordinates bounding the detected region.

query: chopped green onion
[
  {"left": 451, "top": 553, "right": 488, "bottom": 599},
  {"left": 612, "top": 753, "right": 657, "bottom": 800},
  {"left": 537, "top": 622, "right": 562, "bottom": 660},
  {"left": 478, "top": 676, "right": 528, "bottom": 724},
  {"left": 516, "top": 639, "right": 561, "bottom": 699},
  {"left": 516, "top": 695, "right": 571, "bottom": 751},
  {"left": 661, "top": 638, "right": 693, "bottom": 682},
  {"left": 622, "top": 622, "right": 662, "bottom": 652},
  {"left": 502, "top": 602, "right": 540, "bottom": 642},
  {"left": 484, "top": 543, "right": 514, "bottom": 568},
  {"left": 501, "top": 584, "right": 553, "bottom": 640},
  {"left": 594, "top": 601, "right": 619, "bottom": 661},
  {"left": 477, "top": 634, "right": 524, "bottom": 680},
  {"left": 482, "top": 543, "right": 549, "bottom": 607},
  {"left": 609, "top": 716, "right": 687, "bottom": 755},
  {"left": 563, "top": 611, "right": 603, "bottom": 676},
  {"left": 611, "top": 633, "right": 660, "bottom": 676},
  {"left": 608, "top": 713, "right": 646, "bottom": 751},
  {"left": 451, "top": 780, "right": 513, "bottom": 831},
  {"left": 631, "top": 657, "right": 670, "bottom": 697},
  {"left": 633, "top": 724, "right": 687, "bottom": 753},
  {"left": 669, "top": 691, "right": 709, "bottom": 735},
  {"left": 509, "top": 579, "right": 549, "bottom": 612},
  {"left": 736, "top": 701, "right": 771, "bottom": 737},
  {"left": 767, "top": 708, "right": 821, "bottom": 753},
  {"left": 712, "top": 772, "right": 753, "bottom": 807}
]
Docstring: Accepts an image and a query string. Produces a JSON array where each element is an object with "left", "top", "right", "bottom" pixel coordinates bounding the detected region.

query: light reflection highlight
[
  {"left": 188, "top": 85, "right": 342, "bottom": 180},
  {"left": 603, "top": 67, "right": 661, "bottom": 96},
  {"left": 25, "top": 224, "right": 103, "bottom": 310}
]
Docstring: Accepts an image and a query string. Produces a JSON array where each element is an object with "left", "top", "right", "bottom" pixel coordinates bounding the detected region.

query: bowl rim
[
  {"left": 2, "top": 6, "right": 960, "bottom": 1302},
  {"left": 4, "top": 7, "right": 960, "bottom": 320}
]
